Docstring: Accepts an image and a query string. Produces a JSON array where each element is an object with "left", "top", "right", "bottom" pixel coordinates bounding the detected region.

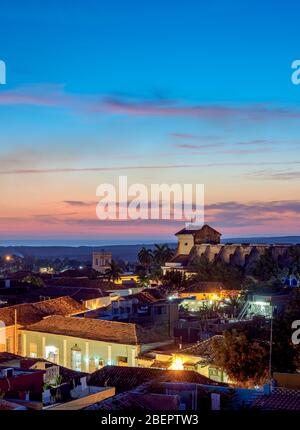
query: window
[
  {"left": 71, "top": 345, "right": 82, "bottom": 371},
  {"left": 117, "top": 356, "right": 128, "bottom": 366},
  {"left": 17, "top": 334, "right": 22, "bottom": 355},
  {"left": 45, "top": 345, "right": 59, "bottom": 364},
  {"left": 155, "top": 305, "right": 167, "bottom": 315},
  {"left": 29, "top": 342, "right": 37, "bottom": 358},
  {"left": 6, "top": 336, "right": 13, "bottom": 353}
]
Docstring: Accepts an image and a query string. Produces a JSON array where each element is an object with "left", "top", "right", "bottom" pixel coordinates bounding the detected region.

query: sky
[{"left": 0, "top": 0, "right": 300, "bottom": 244}]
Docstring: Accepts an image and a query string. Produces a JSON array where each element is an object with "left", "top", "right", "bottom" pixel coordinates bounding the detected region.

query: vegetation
[
  {"left": 105, "top": 260, "right": 122, "bottom": 282},
  {"left": 213, "top": 291, "right": 300, "bottom": 386},
  {"left": 22, "top": 275, "right": 45, "bottom": 288},
  {"left": 213, "top": 329, "right": 269, "bottom": 387},
  {"left": 188, "top": 255, "right": 243, "bottom": 289},
  {"left": 161, "top": 270, "right": 187, "bottom": 294}
]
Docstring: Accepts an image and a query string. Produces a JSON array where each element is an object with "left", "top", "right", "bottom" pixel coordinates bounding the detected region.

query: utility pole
[
  {"left": 268, "top": 305, "right": 273, "bottom": 387},
  {"left": 14, "top": 309, "right": 17, "bottom": 354}
]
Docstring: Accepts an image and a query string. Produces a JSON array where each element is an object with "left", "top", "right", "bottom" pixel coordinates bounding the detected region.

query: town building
[
  {"left": 0, "top": 297, "right": 85, "bottom": 354},
  {"left": 179, "top": 281, "right": 240, "bottom": 302},
  {"left": 20, "top": 315, "right": 172, "bottom": 372},
  {"left": 137, "top": 335, "right": 231, "bottom": 384},
  {"left": 163, "top": 223, "right": 293, "bottom": 275},
  {"left": 92, "top": 251, "right": 112, "bottom": 273}
]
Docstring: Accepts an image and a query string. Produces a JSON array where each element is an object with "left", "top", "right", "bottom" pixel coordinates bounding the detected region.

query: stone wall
[{"left": 188, "top": 244, "right": 291, "bottom": 268}]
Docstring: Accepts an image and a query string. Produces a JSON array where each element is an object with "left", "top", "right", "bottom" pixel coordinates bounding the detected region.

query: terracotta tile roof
[
  {"left": 89, "top": 392, "right": 180, "bottom": 410},
  {"left": 20, "top": 358, "right": 88, "bottom": 382},
  {"left": 88, "top": 365, "right": 223, "bottom": 392},
  {"left": 125, "top": 290, "right": 165, "bottom": 304},
  {"left": 16, "top": 286, "right": 108, "bottom": 302},
  {"left": 23, "top": 315, "right": 168, "bottom": 345},
  {"left": 46, "top": 277, "right": 110, "bottom": 289},
  {"left": 252, "top": 388, "right": 300, "bottom": 410},
  {"left": 0, "top": 352, "right": 22, "bottom": 363},
  {"left": 0, "top": 296, "right": 85, "bottom": 326},
  {"left": 181, "top": 335, "right": 224, "bottom": 362},
  {"left": 0, "top": 353, "right": 87, "bottom": 382},
  {"left": 175, "top": 224, "right": 221, "bottom": 236}
]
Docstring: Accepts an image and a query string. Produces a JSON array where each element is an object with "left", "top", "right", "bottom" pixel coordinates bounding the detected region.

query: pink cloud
[{"left": 1, "top": 85, "right": 300, "bottom": 123}]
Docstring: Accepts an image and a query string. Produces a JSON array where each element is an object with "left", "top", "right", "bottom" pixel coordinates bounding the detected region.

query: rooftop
[
  {"left": 11, "top": 286, "right": 108, "bottom": 303},
  {"left": 175, "top": 224, "right": 221, "bottom": 236},
  {"left": 252, "top": 388, "right": 300, "bottom": 411},
  {"left": 88, "top": 391, "right": 179, "bottom": 411},
  {"left": 124, "top": 289, "right": 165, "bottom": 304},
  {"left": 180, "top": 335, "right": 224, "bottom": 361},
  {"left": 88, "top": 365, "right": 224, "bottom": 393},
  {"left": 0, "top": 296, "right": 85, "bottom": 326},
  {"left": 23, "top": 315, "right": 168, "bottom": 345}
]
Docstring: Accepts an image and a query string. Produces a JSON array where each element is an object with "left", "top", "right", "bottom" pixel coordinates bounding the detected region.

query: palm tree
[
  {"left": 153, "top": 244, "right": 174, "bottom": 266},
  {"left": 138, "top": 247, "right": 153, "bottom": 271},
  {"left": 223, "top": 296, "right": 243, "bottom": 318},
  {"left": 162, "top": 270, "right": 187, "bottom": 294},
  {"left": 137, "top": 271, "right": 150, "bottom": 288},
  {"left": 105, "top": 260, "right": 122, "bottom": 283}
]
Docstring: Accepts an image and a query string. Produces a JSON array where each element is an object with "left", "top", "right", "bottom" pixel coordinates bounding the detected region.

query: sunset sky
[{"left": 0, "top": 0, "right": 300, "bottom": 243}]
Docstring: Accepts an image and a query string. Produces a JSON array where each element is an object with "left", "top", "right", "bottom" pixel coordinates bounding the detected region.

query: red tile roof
[
  {"left": 175, "top": 224, "right": 221, "bottom": 236},
  {"left": 253, "top": 388, "right": 300, "bottom": 411},
  {"left": 90, "top": 392, "right": 180, "bottom": 410},
  {"left": 20, "top": 358, "right": 88, "bottom": 382},
  {"left": 0, "top": 352, "right": 22, "bottom": 364},
  {"left": 0, "top": 296, "right": 85, "bottom": 326},
  {"left": 88, "top": 365, "right": 224, "bottom": 393},
  {"left": 23, "top": 315, "right": 168, "bottom": 345},
  {"left": 181, "top": 335, "right": 224, "bottom": 361}
]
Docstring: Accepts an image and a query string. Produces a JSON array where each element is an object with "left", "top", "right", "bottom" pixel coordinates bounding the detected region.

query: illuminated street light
[{"left": 169, "top": 357, "right": 184, "bottom": 370}]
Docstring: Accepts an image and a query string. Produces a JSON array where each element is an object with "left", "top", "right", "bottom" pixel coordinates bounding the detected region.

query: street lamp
[{"left": 268, "top": 305, "right": 274, "bottom": 387}]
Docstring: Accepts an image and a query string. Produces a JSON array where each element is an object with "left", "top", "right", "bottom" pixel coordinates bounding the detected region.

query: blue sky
[{"left": 0, "top": 0, "right": 300, "bottom": 242}]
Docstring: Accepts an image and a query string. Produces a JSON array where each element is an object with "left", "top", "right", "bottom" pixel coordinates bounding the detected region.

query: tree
[
  {"left": 243, "top": 277, "right": 283, "bottom": 294},
  {"left": 162, "top": 270, "right": 187, "bottom": 294},
  {"left": 271, "top": 289, "right": 300, "bottom": 372},
  {"left": 136, "top": 269, "right": 151, "bottom": 288},
  {"left": 189, "top": 256, "right": 243, "bottom": 289},
  {"left": 213, "top": 330, "right": 269, "bottom": 387},
  {"left": 105, "top": 260, "right": 122, "bottom": 283},
  {"left": 188, "top": 255, "right": 211, "bottom": 279},
  {"left": 138, "top": 247, "right": 153, "bottom": 271},
  {"left": 152, "top": 244, "right": 174, "bottom": 266},
  {"left": 150, "top": 265, "right": 164, "bottom": 284},
  {"left": 22, "top": 275, "right": 45, "bottom": 288},
  {"left": 288, "top": 245, "right": 300, "bottom": 274},
  {"left": 223, "top": 297, "right": 244, "bottom": 318},
  {"left": 251, "top": 249, "right": 279, "bottom": 281}
]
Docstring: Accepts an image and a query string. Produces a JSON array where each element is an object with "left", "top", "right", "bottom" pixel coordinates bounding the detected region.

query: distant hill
[
  {"left": 0, "top": 236, "right": 299, "bottom": 262},
  {"left": 0, "top": 243, "right": 176, "bottom": 262}
]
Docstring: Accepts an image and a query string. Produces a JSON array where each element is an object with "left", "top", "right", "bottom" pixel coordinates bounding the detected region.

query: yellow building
[
  {"left": 0, "top": 297, "right": 84, "bottom": 354},
  {"left": 179, "top": 281, "right": 240, "bottom": 302},
  {"left": 21, "top": 315, "right": 171, "bottom": 373},
  {"left": 137, "top": 335, "right": 232, "bottom": 384}
]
